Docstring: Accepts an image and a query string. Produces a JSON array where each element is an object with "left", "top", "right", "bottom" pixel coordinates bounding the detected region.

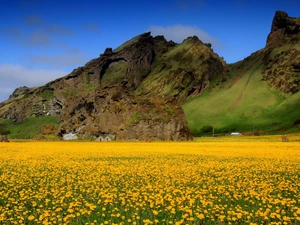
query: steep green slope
[
  {"left": 183, "top": 11, "right": 300, "bottom": 136},
  {"left": 183, "top": 57, "right": 300, "bottom": 136}
]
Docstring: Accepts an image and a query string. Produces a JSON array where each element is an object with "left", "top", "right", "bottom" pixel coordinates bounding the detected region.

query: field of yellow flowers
[{"left": 0, "top": 141, "right": 300, "bottom": 225}]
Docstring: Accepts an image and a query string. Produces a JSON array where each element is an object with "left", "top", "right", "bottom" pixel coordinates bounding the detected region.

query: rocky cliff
[
  {"left": 262, "top": 11, "right": 300, "bottom": 93},
  {"left": 0, "top": 32, "right": 225, "bottom": 141},
  {"left": 266, "top": 11, "right": 300, "bottom": 48}
]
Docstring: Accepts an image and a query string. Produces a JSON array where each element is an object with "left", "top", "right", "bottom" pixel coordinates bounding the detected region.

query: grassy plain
[{"left": 1, "top": 141, "right": 300, "bottom": 224}]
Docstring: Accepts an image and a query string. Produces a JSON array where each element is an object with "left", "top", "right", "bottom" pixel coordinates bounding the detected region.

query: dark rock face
[
  {"left": 271, "top": 11, "right": 289, "bottom": 32},
  {"left": 267, "top": 11, "right": 300, "bottom": 47},
  {"left": 262, "top": 48, "right": 300, "bottom": 93},
  {"left": 58, "top": 84, "right": 192, "bottom": 141},
  {"left": 271, "top": 11, "right": 300, "bottom": 34},
  {"left": 262, "top": 11, "right": 300, "bottom": 94},
  {"left": 97, "top": 32, "right": 167, "bottom": 89}
]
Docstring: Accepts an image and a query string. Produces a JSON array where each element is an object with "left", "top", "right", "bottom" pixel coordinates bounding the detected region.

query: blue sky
[{"left": 0, "top": 0, "right": 299, "bottom": 102}]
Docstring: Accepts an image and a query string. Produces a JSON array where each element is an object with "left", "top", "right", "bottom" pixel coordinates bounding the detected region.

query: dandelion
[
  {"left": 197, "top": 214, "right": 205, "bottom": 219},
  {"left": 28, "top": 215, "right": 35, "bottom": 221},
  {"left": 153, "top": 210, "right": 158, "bottom": 216}
]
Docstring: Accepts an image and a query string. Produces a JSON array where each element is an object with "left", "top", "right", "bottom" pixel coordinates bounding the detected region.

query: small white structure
[
  {"left": 97, "top": 136, "right": 112, "bottom": 142},
  {"left": 96, "top": 135, "right": 113, "bottom": 142},
  {"left": 63, "top": 133, "right": 78, "bottom": 140},
  {"left": 231, "top": 132, "right": 241, "bottom": 136}
]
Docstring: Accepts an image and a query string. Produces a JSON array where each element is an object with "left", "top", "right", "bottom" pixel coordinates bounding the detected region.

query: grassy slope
[
  {"left": 183, "top": 58, "right": 300, "bottom": 136},
  {"left": 0, "top": 116, "right": 60, "bottom": 139},
  {"left": 136, "top": 39, "right": 218, "bottom": 100}
]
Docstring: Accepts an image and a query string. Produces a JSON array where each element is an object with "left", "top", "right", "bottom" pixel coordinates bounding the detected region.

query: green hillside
[
  {"left": 183, "top": 56, "right": 300, "bottom": 136},
  {"left": 0, "top": 116, "right": 60, "bottom": 139}
]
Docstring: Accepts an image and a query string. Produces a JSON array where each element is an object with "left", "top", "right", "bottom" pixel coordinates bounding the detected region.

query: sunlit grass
[
  {"left": 0, "top": 142, "right": 300, "bottom": 224},
  {"left": 194, "top": 134, "right": 300, "bottom": 142}
]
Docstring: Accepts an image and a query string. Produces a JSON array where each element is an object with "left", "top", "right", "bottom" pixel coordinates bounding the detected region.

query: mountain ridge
[
  {"left": 1, "top": 10, "right": 299, "bottom": 139},
  {"left": 1, "top": 31, "right": 224, "bottom": 140}
]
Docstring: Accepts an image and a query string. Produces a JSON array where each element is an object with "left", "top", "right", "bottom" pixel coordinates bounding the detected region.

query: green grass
[
  {"left": 84, "top": 83, "right": 100, "bottom": 93},
  {"left": 101, "top": 61, "right": 128, "bottom": 87},
  {"left": 41, "top": 89, "right": 54, "bottom": 100},
  {"left": 0, "top": 116, "right": 60, "bottom": 139},
  {"left": 194, "top": 133, "right": 300, "bottom": 142},
  {"left": 183, "top": 60, "right": 300, "bottom": 136}
]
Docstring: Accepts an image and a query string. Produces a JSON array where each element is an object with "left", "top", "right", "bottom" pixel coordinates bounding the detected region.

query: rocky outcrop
[
  {"left": 267, "top": 10, "right": 300, "bottom": 48},
  {"left": 0, "top": 32, "right": 226, "bottom": 141},
  {"left": 0, "top": 135, "right": 9, "bottom": 142},
  {"left": 136, "top": 35, "right": 226, "bottom": 103},
  {"left": 58, "top": 84, "right": 192, "bottom": 141},
  {"left": 9, "top": 86, "right": 30, "bottom": 99},
  {"left": 262, "top": 11, "right": 300, "bottom": 94},
  {"left": 262, "top": 48, "right": 300, "bottom": 93}
]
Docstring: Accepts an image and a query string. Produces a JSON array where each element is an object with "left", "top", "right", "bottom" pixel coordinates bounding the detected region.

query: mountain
[
  {"left": 0, "top": 32, "right": 225, "bottom": 141},
  {"left": 183, "top": 10, "right": 300, "bottom": 136},
  {"left": 0, "top": 10, "right": 299, "bottom": 139}
]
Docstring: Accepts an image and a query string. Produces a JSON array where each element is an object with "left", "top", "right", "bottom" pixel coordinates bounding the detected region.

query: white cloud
[
  {"left": 149, "top": 24, "right": 222, "bottom": 48},
  {"left": 0, "top": 64, "right": 66, "bottom": 102}
]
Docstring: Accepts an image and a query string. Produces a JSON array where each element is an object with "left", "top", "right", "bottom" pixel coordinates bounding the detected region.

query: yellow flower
[
  {"left": 67, "top": 208, "right": 74, "bottom": 213},
  {"left": 153, "top": 210, "right": 158, "bottom": 216},
  {"left": 197, "top": 214, "right": 205, "bottom": 219},
  {"left": 28, "top": 215, "right": 35, "bottom": 221}
]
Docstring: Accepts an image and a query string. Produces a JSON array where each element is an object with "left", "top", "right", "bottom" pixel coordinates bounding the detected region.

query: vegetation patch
[
  {"left": 0, "top": 123, "right": 10, "bottom": 135},
  {"left": 41, "top": 89, "right": 54, "bottom": 100},
  {"left": 101, "top": 61, "right": 128, "bottom": 87},
  {"left": 1, "top": 116, "right": 60, "bottom": 139},
  {"left": 164, "top": 105, "right": 175, "bottom": 115}
]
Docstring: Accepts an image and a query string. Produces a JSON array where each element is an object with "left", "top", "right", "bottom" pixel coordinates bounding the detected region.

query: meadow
[{"left": 0, "top": 141, "right": 300, "bottom": 225}]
